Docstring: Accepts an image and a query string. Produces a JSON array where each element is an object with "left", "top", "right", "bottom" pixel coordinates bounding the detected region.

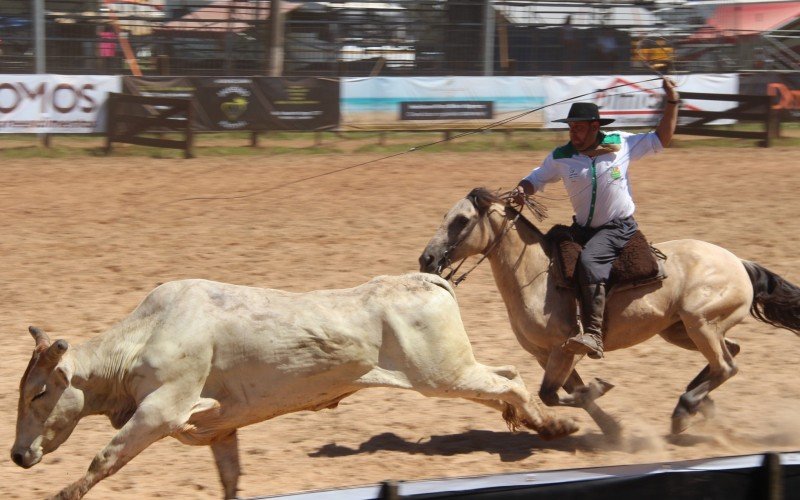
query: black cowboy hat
[{"left": 553, "top": 102, "right": 615, "bottom": 125}]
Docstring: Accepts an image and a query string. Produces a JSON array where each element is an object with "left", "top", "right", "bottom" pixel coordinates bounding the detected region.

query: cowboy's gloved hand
[{"left": 511, "top": 185, "right": 528, "bottom": 205}]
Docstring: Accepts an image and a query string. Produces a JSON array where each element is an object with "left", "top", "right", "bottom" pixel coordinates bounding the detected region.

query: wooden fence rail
[
  {"left": 105, "top": 93, "right": 194, "bottom": 158},
  {"left": 675, "top": 92, "right": 779, "bottom": 147}
]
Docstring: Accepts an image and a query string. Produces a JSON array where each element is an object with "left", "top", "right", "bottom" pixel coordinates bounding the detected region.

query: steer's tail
[{"left": 742, "top": 260, "right": 800, "bottom": 334}]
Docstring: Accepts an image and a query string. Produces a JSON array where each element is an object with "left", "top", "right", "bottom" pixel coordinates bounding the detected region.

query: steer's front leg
[
  {"left": 211, "top": 430, "right": 241, "bottom": 499},
  {"left": 48, "top": 399, "right": 178, "bottom": 500}
]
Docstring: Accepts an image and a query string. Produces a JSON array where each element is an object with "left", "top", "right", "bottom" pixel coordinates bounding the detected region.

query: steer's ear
[
  {"left": 49, "top": 339, "right": 71, "bottom": 385},
  {"left": 55, "top": 364, "right": 73, "bottom": 386}
]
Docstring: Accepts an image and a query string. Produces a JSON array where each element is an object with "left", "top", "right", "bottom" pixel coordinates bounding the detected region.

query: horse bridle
[{"left": 440, "top": 201, "right": 521, "bottom": 286}]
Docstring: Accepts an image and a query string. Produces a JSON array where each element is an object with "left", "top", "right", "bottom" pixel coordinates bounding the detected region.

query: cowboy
[{"left": 515, "top": 78, "right": 679, "bottom": 359}]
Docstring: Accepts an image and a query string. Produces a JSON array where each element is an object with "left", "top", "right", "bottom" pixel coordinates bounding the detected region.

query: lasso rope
[{"left": 164, "top": 76, "right": 666, "bottom": 205}]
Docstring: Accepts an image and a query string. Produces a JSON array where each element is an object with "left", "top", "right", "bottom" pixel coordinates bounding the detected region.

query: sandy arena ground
[{"left": 1, "top": 146, "right": 799, "bottom": 499}]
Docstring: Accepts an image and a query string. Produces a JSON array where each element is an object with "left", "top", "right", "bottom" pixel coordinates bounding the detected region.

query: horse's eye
[
  {"left": 449, "top": 215, "right": 469, "bottom": 239},
  {"left": 32, "top": 390, "right": 46, "bottom": 402}
]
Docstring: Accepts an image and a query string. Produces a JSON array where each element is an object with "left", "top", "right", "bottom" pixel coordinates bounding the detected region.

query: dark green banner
[
  {"left": 256, "top": 77, "right": 340, "bottom": 130},
  {"left": 123, "top": 76, "right": 340, "bottom": 131}
]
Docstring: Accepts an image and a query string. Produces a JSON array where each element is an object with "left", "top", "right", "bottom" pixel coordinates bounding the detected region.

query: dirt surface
[{"left": 1, "top": 146, "right": 799, "bottom": 499}]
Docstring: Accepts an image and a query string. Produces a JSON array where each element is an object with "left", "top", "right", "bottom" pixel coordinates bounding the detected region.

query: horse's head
[
  {"left": 11, "top": 326, "right": 81, "bottom": 469},
  {"left": 419, "top": 187, "right": 506, "bottom": 276}
]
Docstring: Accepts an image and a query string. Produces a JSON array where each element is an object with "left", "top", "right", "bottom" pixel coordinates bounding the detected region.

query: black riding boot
[{"left": 565, "top": 283, "right": 606, "bottom": 359}]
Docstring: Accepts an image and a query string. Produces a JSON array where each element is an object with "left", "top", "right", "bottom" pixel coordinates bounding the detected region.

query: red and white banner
[
  {"left": 543, "top": 74, "right": 739, "bottom": 127},
  {"left": 0, "top": 75, "right": 122, "bottom": 133}
]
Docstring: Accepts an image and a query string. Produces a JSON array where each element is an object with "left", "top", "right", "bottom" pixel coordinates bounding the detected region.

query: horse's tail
[{"left": 741, "top": 260, "right": 800, "bottom": 334}]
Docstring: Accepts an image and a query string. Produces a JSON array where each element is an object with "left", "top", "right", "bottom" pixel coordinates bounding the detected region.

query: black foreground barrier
[{"left": 255, "top": 452, "right": 799, "bottom": 500}]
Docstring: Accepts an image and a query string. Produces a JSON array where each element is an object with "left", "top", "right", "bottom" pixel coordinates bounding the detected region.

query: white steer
[{"left": 12, "top": 273, "right": 577, "bottom": 499}]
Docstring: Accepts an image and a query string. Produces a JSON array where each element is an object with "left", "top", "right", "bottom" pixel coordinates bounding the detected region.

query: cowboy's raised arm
[{"left": 656, "top": 78, "right": 680, "bottom": 147}]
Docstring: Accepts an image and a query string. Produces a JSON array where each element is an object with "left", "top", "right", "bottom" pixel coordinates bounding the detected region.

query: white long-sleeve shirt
[{"left": 522, "top": 131, "right": 663, "bottom": 228}]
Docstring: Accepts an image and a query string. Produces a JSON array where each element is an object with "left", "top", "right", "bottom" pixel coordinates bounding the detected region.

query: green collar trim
[
  {"left": 552, "top": 141, "right": 577, "bottom": 159},
  {"left": 601, "top": 132, "right": 621, "bottom": 145}
]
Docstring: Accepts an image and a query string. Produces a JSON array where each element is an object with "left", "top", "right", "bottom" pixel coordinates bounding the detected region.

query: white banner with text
[
  {"left": 0, "top": 75, "right": 122, "bottom": 133},
  {"left": 543, "top": 74, "right": 739, "bottom": 127}
]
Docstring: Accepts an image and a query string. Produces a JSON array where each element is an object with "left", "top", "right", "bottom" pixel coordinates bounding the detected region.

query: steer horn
[
  {"left": 28, "top": 326, "right": 51, "bottom": 352},
  {"left": 41, "top": 340, "right": 69, "bottom": 368}
]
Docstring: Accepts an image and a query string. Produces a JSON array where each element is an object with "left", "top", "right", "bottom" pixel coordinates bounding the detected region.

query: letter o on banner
[{"left": 0, "top": 82, "right": 22, "bottom": 113}]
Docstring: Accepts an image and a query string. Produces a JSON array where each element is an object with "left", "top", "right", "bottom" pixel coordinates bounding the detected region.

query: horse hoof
[
  {"left": 579, "top": 378, "right": 614, "bottom": 404},
  {"left": 671, "top": 407, "right": 692, "bottom": 434},
  {"left": 595, "top": 378, "right": 615, "bottom": 394}
]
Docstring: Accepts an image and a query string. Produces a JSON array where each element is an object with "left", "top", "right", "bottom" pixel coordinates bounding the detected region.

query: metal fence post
[
  {"left": 761, "top": 452, "right": 784, "bottom": 500},
  {"left": 378, "top": 480, "right": 399, "bottom": 500}
]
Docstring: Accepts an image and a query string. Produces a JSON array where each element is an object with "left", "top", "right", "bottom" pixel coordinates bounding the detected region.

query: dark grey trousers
[{"left": 573, "top": 215, "right": 639, "bottom": 284}]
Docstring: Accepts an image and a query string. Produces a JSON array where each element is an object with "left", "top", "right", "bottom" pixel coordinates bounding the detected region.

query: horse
[{"left": 419, "top": 188, "right": 800, "bottom": 437}]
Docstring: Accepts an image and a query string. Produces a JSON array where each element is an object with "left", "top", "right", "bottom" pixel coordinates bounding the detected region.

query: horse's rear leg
[
  {"left": 672, "top": 315, "right": 741, "bottom": 434},
  {"left": 660, "top": 323, "right": 742, "bottom": 426},
  {"left": 685, "top": 338, "right": 741, "bottom": 391},
  {"left": 683, "top": 338, "right": 740, "bottom": 421}
]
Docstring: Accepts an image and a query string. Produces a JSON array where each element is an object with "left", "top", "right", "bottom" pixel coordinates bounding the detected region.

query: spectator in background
[
  {"left": 98, "top": 25, "right": 118, "bottom": 72},
  {"left": 561, "top": 15, "right": 578, "bottom": 73}
]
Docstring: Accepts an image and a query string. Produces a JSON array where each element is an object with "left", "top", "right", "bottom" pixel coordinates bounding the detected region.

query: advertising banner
[
  {"left": 124, "top": 76, "right": 339, "bottom": 131},
  {"left": 121, "top": 76, "right": 195, "bottom": 128},
  {"left": 256, "top": 77, "right": 340, "bottom": 131},
  {"left": 740, "top": 72, "right": 800, "bottom": 122},
  {"left": 340, "top": 76, "right": 547, "bottom": 130},
  {"left": 193, "top": 78, "right": 265, "bottom": 131},
  {"left": 0, "top": 75, "right": 121, "bottom": 133},
  {"left": 543, "top": 74, "right": 739, "bottom": 128}
]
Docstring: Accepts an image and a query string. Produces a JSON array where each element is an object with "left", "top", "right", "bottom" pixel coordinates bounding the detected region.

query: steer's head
[
  {"left": 419, "top": 188, "right": 499, "bottom": 275},
  {"left": 11, "top": 326, "right": 83, "bottom": 469}
]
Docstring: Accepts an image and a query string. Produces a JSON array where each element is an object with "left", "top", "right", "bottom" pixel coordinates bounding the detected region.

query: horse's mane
[
  {"left": 467, "top": 187, "right": 503, "bottom": 215},
  {"left": 467, "top": 187, "right": 549, "bottom": 245}
]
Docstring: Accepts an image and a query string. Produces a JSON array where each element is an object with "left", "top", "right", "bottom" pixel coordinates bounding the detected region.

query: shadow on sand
[{"left": 309, "top": 430, "right": 613, "bottom": 462}]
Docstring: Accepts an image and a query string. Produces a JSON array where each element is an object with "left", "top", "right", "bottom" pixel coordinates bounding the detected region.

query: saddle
[{"left": 547, "top": 224, "right": 667, "bottom": 292}]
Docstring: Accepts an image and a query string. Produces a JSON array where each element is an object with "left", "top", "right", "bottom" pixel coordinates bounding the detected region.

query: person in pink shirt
[{"left": 98, "top": 25, "right": 117, "bottom": 71}]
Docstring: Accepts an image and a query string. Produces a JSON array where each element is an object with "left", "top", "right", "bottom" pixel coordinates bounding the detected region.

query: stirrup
[{"left": 564, "top": 334, "right": 604, "bottom": 359}]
